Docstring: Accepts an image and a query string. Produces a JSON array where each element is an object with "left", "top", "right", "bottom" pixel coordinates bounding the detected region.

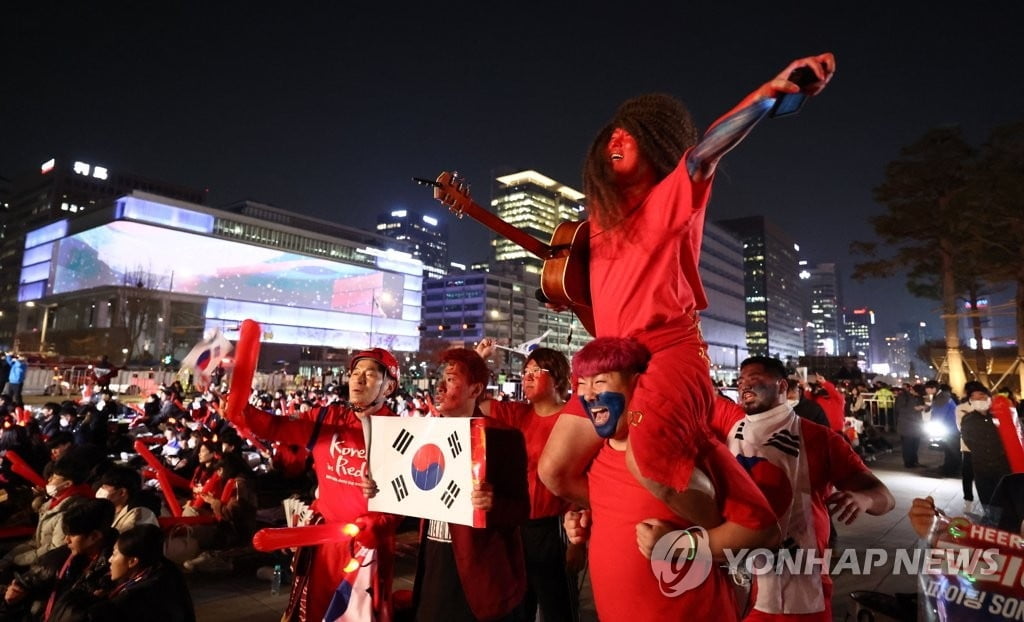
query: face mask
[
  {"left": 187, "top": 439, "right": 197, "bottom": 450},
  {"left": 95, "top": 487, "right": 111, "bottom": 500},
  {"left": 96, "top": 400, "right": 106, "bottom": 410},
  {"left": 46, "top": 483, "right": 65, "bottom": 497},
  {"left": 60, "top": 418, "right": 70, "bottom": 428},
  {"left": 786, "top": 398, "right": 801, "bottom": 409},
  {"left": 580, "top": 392, "right": 628, "bottom": 439},
  {"left": 970, "top": 398, "right": 991, "bottom": 412}
]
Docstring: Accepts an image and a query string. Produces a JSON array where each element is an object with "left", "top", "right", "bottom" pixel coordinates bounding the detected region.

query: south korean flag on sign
[{"left": 368, "top": 416, "right": 477, "bottom": 526}]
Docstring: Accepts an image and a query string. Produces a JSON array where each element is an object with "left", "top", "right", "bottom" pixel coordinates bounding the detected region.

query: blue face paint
[{"left": 580, "top": 392, "right": 627, "bottom": 438}]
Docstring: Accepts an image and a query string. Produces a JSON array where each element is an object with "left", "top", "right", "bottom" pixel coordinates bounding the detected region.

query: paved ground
[{"left": 182, "top": 437, "right": 963, "bottom": 622}]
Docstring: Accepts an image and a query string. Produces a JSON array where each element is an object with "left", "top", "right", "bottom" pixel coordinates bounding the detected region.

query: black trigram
[
  {"left": 447, "top": 431, "right": 463, "bottom": 458},
  {"left": 391, "top": 475, "right": 409, "bottom": 502},
  {"left": 392, "top": 429, "right": 414, "bottom": 454},
  {"left": 440, "top": 480, "right": 461, "bottom": 508}
]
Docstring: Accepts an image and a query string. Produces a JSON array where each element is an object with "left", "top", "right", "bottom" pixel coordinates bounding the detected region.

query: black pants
[
  {"left": 901, "top": 435, "right": 920, "bottom": 468},
  {"left": 520, "top": 516, "right": 579, "bottom": 622},
  {"left": 941, "top": 435, "right": 962, "bottom": 476},
  {"left": 962, "top": 452, "right": 975, "bottom": 502},
  {"left": 976, "top": 474, "right": 1003, "bottom": 508}
]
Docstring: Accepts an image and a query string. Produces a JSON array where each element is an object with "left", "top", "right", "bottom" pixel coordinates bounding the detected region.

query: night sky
[{"left": 4, "top": 2, "right": 1022, "bottom": 338}]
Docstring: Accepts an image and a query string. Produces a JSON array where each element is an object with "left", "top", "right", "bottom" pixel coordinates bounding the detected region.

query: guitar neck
[{"left": 461, "top": 200, "right": 552, "bottom": 259}]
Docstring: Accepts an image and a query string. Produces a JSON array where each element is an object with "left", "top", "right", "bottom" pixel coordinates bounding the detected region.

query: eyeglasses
[{"left": 522, "top": 368, "right": 550, "bottom": 380}]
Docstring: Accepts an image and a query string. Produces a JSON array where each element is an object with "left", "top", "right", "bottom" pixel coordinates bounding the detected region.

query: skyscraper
[
  {"left": 717, "top": 216, "right": 805, "bottom": 361},
  {"left": 376, "top": 208, "right": 449, "bottom": 278},
  {"left": 490, "top": 170, "right": 585, "bottom": 274},
  {"left": 802, "top": 262, "right": 843, "bottom": 356},
  {"left": 843, "top": 308, "right": 876, "bottom": 367},
  {"left": 699, "top": 222, "right": 749, "bottom": 381}
]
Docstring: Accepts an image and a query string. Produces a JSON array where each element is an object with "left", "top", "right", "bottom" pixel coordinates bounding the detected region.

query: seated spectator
[
  {"left": 1, "top": 499, "right": 115, "bottom": 621},
  {"left": 41, "top": 433, "right": 75, "bottom": 481},
  {"left": 183, "top": 441, "right": 221, "bottom": 517},
  {"left": 168, "top": 430, "right": 198, "bottom": 476},
  {"left": 95, "top": 466, "right": 159, "bottom": 533},
  {"left": 183, "top": 453, "right": 257, "bottom": 573},
  {"left": 38, "top": 403, "right": 63, "bottom": 439},
  {"left": 87, "top": 524, "right": 196, "bottom": 621},
  {"left": 0, "top": 458, "right": 94, "bottom": 574}
]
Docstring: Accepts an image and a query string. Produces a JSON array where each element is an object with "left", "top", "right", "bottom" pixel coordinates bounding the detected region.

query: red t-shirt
[
  {"left": 588, "top": 442, "right": 740, "bottom": 622},
  {"left": 590, "top": 152, "right": 713, "bottom": 338},
  {"left": 588, "top": 154, "right": 720, "bottom": 492},
  {"left": 240, "top": 403, "right": 394, "bottom": 523},
  {"left": 489, "top": 400, "right": 576, "bottom": 519},
  {"left": 809, "top": 380, "right": 846, "bottom": 432}
]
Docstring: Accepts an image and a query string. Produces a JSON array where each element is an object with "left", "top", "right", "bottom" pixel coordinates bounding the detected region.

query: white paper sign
[{"left": 367, "top": 416, "right": 479, "bottom": 527}]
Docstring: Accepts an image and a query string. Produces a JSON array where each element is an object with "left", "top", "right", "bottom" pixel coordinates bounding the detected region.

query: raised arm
[{"left": 686, "top": 53, "right": 835, "bottom": 182}]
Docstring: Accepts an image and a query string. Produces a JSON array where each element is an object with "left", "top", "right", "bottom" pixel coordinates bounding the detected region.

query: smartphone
[{"left": 770, "top": 66, "right": 819, "bottom": 118}]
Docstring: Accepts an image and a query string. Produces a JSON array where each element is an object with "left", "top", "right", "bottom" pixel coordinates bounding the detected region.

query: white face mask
[
  {"left": 59, "top": 418, "right": 70, "bottom": 428},
  {"left": 45, "top": 483, "right": 64, "bottom": 497},
  {"left": 95, "top": 487, "right": 111, "bottom": 500},
  {"left": 970, "top": 398, "right": 992, "bottom": 412},
  {"left": 96, "top": 400, "right": 106, "bottom": 410},
  {"left": 786, "top": 398, "right": 800, "bottom": 409}
]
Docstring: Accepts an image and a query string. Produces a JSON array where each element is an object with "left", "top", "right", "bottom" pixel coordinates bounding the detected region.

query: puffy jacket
[{"left": 6, "top": 356, "right": 26, "bottom": 384}]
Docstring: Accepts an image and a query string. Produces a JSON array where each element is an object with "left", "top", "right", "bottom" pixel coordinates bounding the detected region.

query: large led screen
[{"left": 50, "top": 221, "right": 420, "bottom": 339}]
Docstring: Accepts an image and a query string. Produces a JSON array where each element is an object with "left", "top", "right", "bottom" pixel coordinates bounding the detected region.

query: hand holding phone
[{"left": 770, "top": 66, "right": 821, "bottom": 118}]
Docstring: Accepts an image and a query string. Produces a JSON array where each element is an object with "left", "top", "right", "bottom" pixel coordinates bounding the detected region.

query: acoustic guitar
[{"left": 415, "top": 171, "right": 595, "bottom": 336}]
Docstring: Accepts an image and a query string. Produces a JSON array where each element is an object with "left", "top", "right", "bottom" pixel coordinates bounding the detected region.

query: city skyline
[{"left": 3, "top": 4, "right": 1021, "bottom": 338}]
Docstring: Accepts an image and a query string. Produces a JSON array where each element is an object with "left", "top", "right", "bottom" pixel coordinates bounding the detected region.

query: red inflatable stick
[
  {"left": 226, "top": 319, "right": 261, "bottom": 425},
  {"left": 4, "top": 450, "right": 46, "bottom": 488},
  {"left": 993, "top": 394, "right": 1024, "bottom": 473},
  {"left": 133, "top": 440, "right": 183, "bottom": 516},
  {"left": 252, "top": 522, "right": 359, "bottom": 552},
  {"left": 141, "top": 466, "right": 192, "bottom": 492}
]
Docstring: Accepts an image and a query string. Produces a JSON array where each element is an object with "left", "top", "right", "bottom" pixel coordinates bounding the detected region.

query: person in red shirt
[
  {"left": 410, "top": 347, "right": 530, "bottom": 622},
  {"left": 540, "top": 53, "right": 836, "bottom": 511},
  {"left": 476, "top": 340, "right": 583, "bottom": 622},
  {"left": 225, "top": 348, "right": 400, "bottom": 622},
  {"left": 806, "top": 372, "right": 846, "bottom": 433},
  {"left": 563, "top": 337, "right": 779, "bottom": 622},
  {"left": 716, "top": 356, "right": 894, "bottom": 621}
]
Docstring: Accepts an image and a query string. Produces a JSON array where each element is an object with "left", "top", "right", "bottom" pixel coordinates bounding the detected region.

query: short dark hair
[
  {"left": 116, "top": 524, "right": 164, "bottom": 568},
  {"left": 924, "top": 380, "right": 940, "bottom": 390},
  {"left": 215, "top": 452, "right": 250, "bottom": 480},
  {"left": 526, "top": 347, "right": 571, "bottom": 396},
  {"left": 740, "top": 356, "right": 788, "bottom": 380},
  {"left": 52, "top": 456, "right": 87, "bottom": 484},
  {"left": 63, "top": 498, "right": 115, "bottom": 536},
  {"left": 439, "top": 348, "right": 490, "bottom": 388},
  {"left": 98, "top": 465, "right": 142, "bottom": 498},
  {"left": 963, "top": 381, "right": 990, "bottom": 397},
  {"left": 45, "top": 431, "right": 74, "bottom": 449}
]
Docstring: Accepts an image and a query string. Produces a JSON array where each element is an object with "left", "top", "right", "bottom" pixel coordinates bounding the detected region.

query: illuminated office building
[
  {"left": 843, "top": 308, "right": 875, "bottom": 368},
  {"left": 699, "top": 223, "right": 749, "bottom": 382},
  {"left": 718, "top": 216, "right": 805, "bottom": 361},
  {"left": 0, "top": 157, "right": 205, "bottom": 349},
  {"left": 15, "top": 192, "right": 423, "bottom": 365},
  {"left": 421, "top": 270, "right": 589, "bottom": 363},
  {"left": 376, "top": 208, "right": 449, "bottom": 278},
  {"left": 802, "top": 262, "right": 843, "bottom": 356},
  {"left": 490, "top": 170, "right": 585, "bottom": 274}
]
